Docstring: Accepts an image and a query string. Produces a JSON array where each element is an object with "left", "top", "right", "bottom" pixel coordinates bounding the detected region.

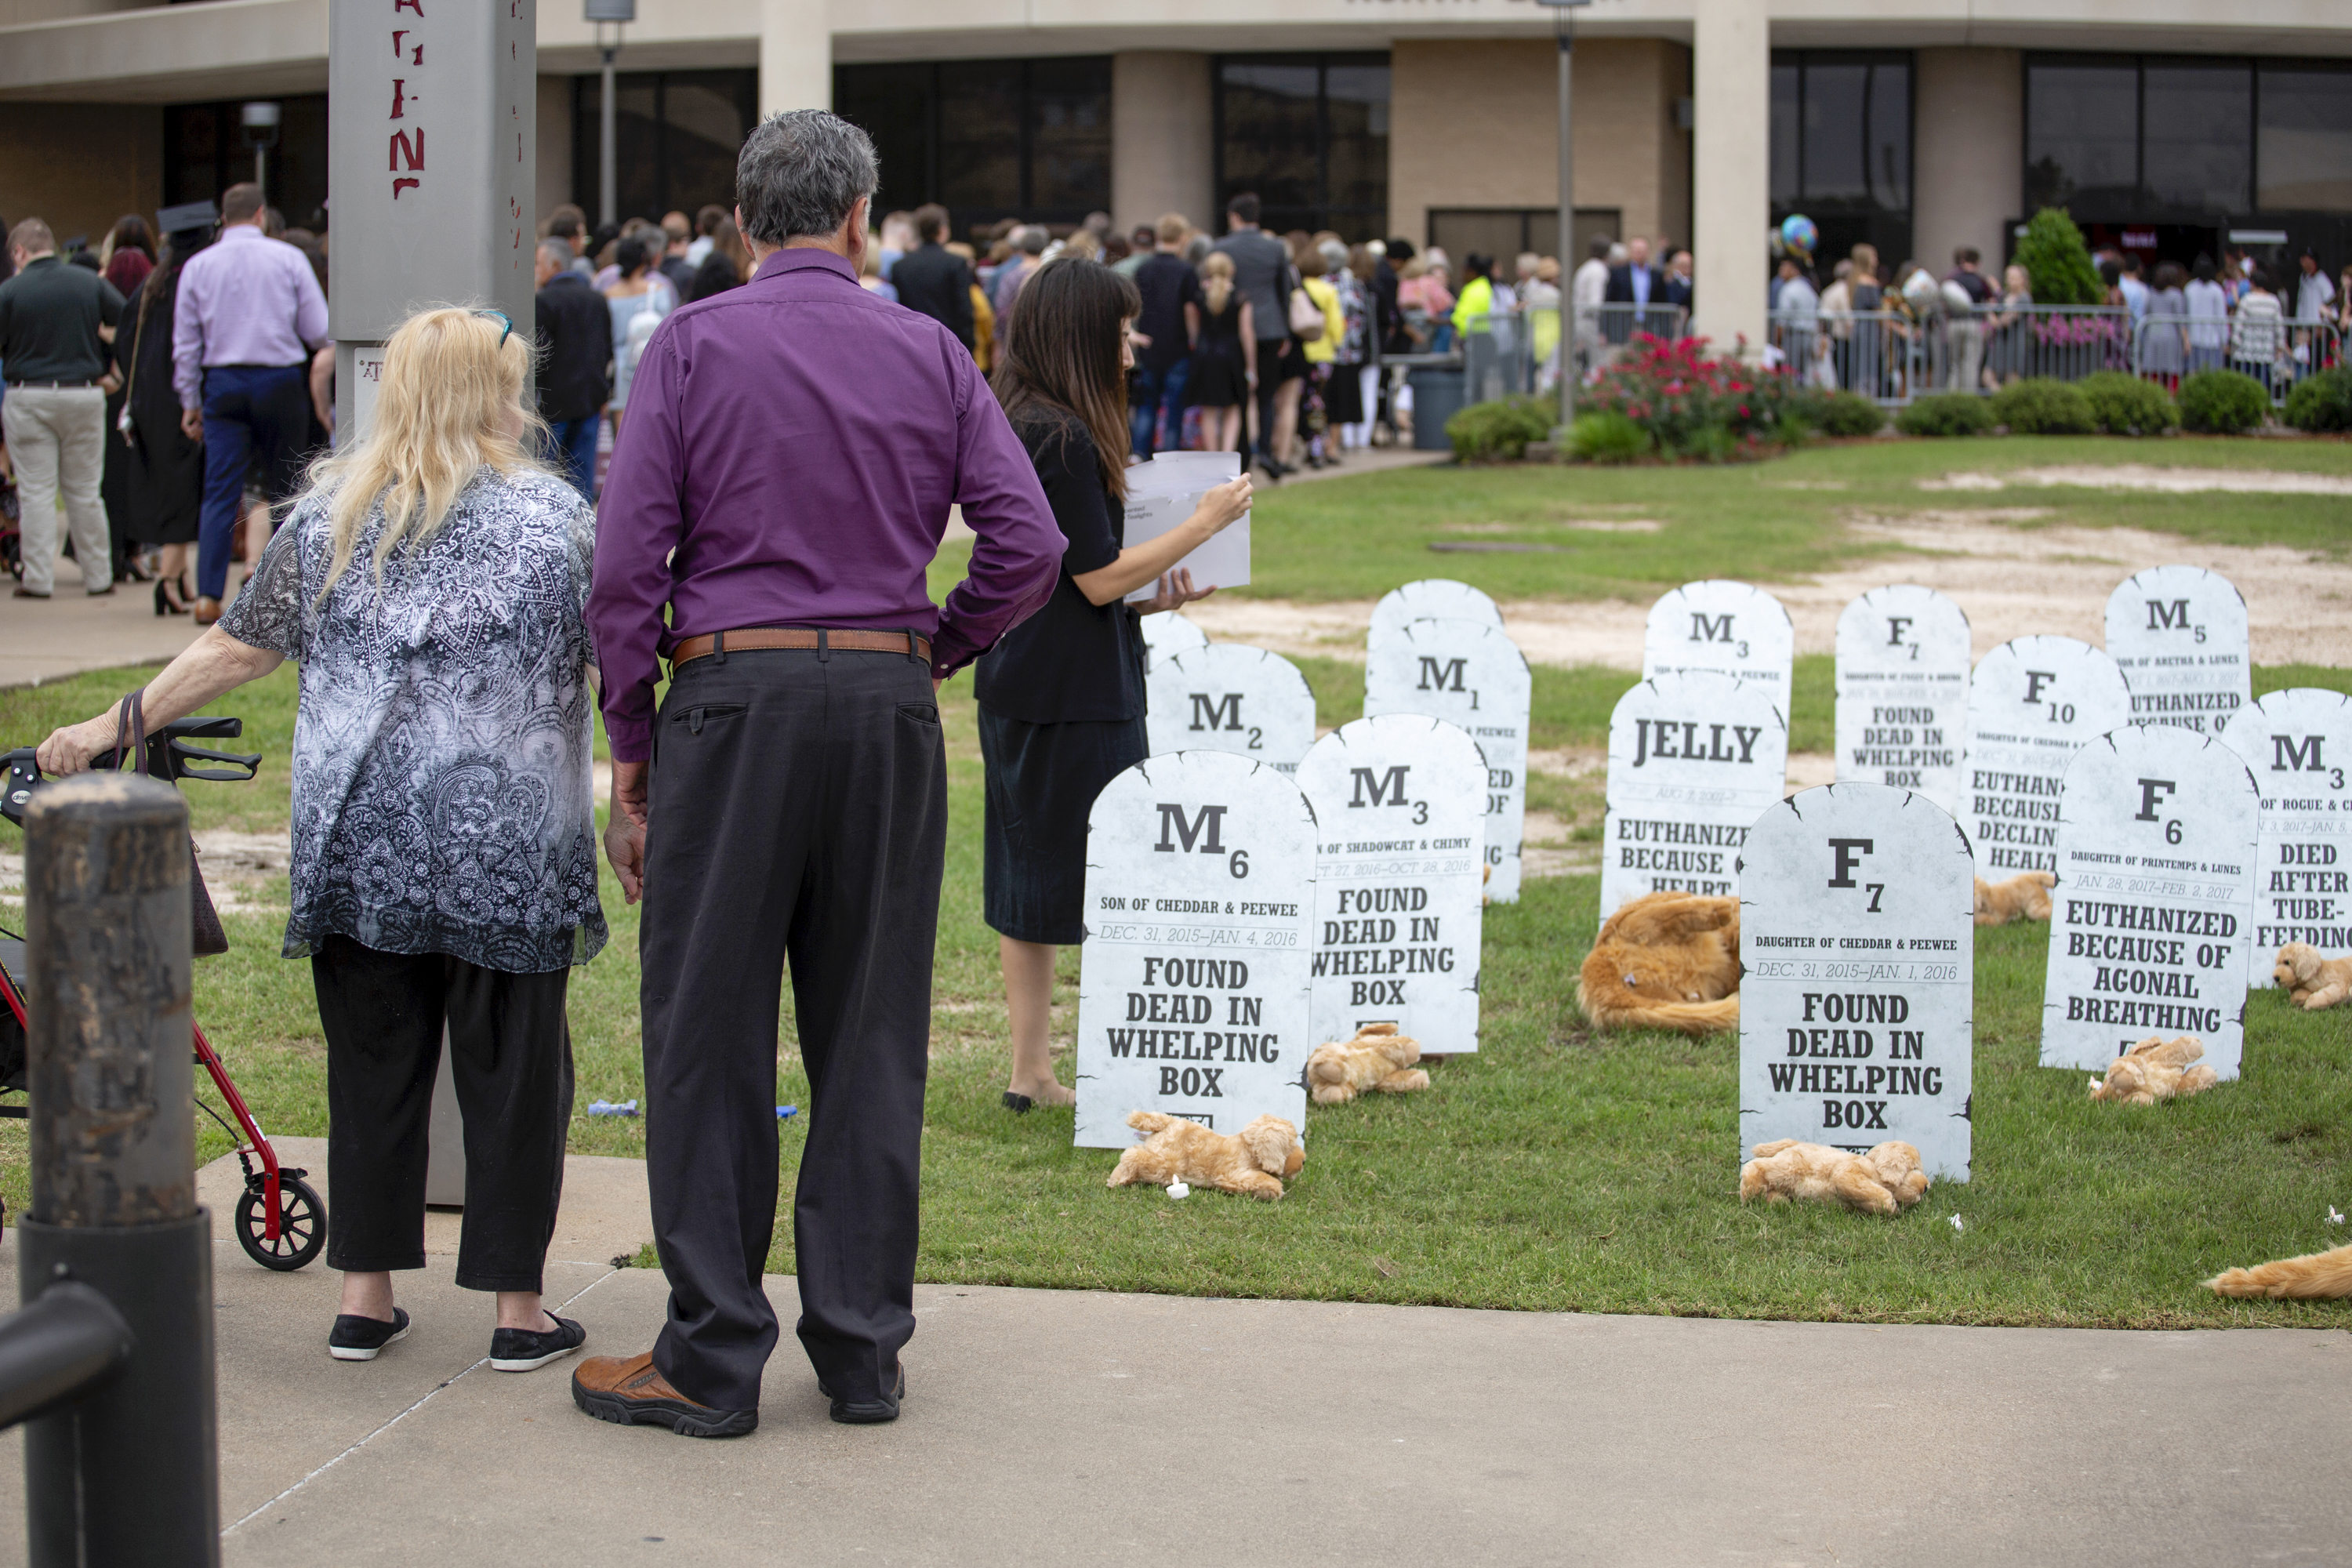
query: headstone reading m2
[
  {"left": 1368, "top": 579, "right": 1503, "bottom": 654},
  {"left": 1599, "top": 671, "right": 1789, "bottom": 921},
  {"left": 1642, "top": 580, "right": 1795, "bottom": 701},
  {"left": 1363, "top": 619, "right": 1532, "bottom": 903},
  {"left": 1139, "top": 611, "right": 1209, "bottom": 675},
  {"left": 1962, "top": 637, "right": 2132, "bottom": 877},
  {"left": 1835, "top": 586, "right": 1971, "bottom": 817},
  {"left": 1146, "top": 646, "right": 1317, "bottom": 774},
  {"left": 1740, "top": 784, "right": 1976, "bottom": 1181},
  {"left": 2106, "top": 566, "right": 2251, "bottom": 736},
  {"left": 1074, "top": 752, "right": 1316, "bottom": 1149},
  {"left": 2220, "top": 689, "right": 2352, "bottom": 982}
]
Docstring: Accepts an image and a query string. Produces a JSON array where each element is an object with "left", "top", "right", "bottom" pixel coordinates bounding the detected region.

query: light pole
[
  {"left": 586, "top": 0, "right": 635, "bottom": 228},
  {"left": 1534, "top": 0, "right": 1590, "bottom": 431}
]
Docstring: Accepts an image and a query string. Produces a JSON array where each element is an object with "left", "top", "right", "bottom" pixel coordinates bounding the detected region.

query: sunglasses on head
[{"left": 472, "top": 308, "right": 514, "bottom": 348}]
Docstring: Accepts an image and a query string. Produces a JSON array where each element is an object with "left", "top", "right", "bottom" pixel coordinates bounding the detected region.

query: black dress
[
  {"left": 1190, "top": 294, "right": 1250, "bottom": 409},
  {"left": 107, "top": 275, "right": 204, "bottom": 547},
  {"left": 974, "top": 412, "right": 1149, "bottom": 946}
]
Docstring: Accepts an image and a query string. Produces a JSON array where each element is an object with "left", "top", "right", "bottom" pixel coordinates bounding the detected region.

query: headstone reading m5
[
  {"left": 2106, "top": 566, "right": 2251, "bottom": 736},
  {"left": 1363, "top": 619, "right": 1532, "bottom": 903},
  {"left": 1962, "top": 637, "right": 2132, "bottom": 877},
  {"left": 1835, "top": 586, "right": 1971, "bottom": 816},
  {"left": 1074, "top": 752, "right": 1316, "bottom": 1149},
  {"left": 1600, "top": 671, "right": 1788, "bottom": 920},
  {"left": 1642, "top": 580, "right": 1795, "bottom": 700},
  {"left": 1368, "top": 579, "right": 1503, "bottom": 654},
  {"left": 1296, "top": 716, "right": 1486, "bottom": 1053},
  {"left": 1139, "top": 611, "right": 1209, "bottom": 674},
  {"left": 1146, "top": 645, "right": 1317, "bottom": 775},
  {"left": 2220, "top": 689, "right": 2352, "bottom": 981},
  {"left": 1740, "top": 784, "right": 1976, "bottom": 1181},
  {"left": 2040, "top": 726, "right": 2259, "bottom": 1077}
]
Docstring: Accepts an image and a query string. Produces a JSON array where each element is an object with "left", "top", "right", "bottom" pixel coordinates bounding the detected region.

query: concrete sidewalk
[{"left": 0, "top": 553, "right": 207, "bottom": 688}]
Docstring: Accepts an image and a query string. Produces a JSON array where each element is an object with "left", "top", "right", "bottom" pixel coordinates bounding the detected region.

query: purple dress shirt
[
  {"left": 587, "top": 248, "right": 1065, "bottom": 763},
  {"left": 170, "top": 224, "right": 331, "bottom": 410}
]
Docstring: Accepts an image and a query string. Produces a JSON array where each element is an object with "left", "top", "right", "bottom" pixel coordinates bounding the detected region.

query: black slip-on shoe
[
  {"left": 328, "top": 1307, "right": 411, "bottom": 1362},
  {"left": 1002, "top": 1091, "right": 1033, "bottom": 1113},
  {"left": 491, "top": 1312, "right": 586, "bottom": 1372},
  {"left": 818, "top": 1364, "right": 906, "bottom": 1425}
]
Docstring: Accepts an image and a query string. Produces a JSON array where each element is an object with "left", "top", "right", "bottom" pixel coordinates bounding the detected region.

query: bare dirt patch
[{"left": 1920, "top": 465, "right": 2352, "bottom": 496}]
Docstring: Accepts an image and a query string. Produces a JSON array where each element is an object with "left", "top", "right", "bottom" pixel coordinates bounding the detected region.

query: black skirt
[
  {"left": 979, "top": 706, "right": 1149, "bottom": 946},
  {"left": 1324, "top": 361, "right": 1366, "bottom": 424}
]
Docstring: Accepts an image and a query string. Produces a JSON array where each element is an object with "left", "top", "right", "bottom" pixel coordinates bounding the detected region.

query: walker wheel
[{"left": 236, "top": 1173, "right": 325, "bottom": 1272}]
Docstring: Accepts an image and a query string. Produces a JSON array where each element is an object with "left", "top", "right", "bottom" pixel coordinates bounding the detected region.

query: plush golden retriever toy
[
  {"left": 2207, "top": 1243, "right": 2352, "bottom": 1299},
  {"left": 1306, "top": 1024, "right": 1430, "bottom": 1105},
  {"left": 1737, "top": 1139, "right": 1930, "bottom": 1217},
  {"left": 1973, "top": 870, "right": 2055, "bottom": 926},
  {"left": 2274, "top": 943, "right": 2352, "bottom": 1011},
  {"left": 1107, "top": 1112, "right": 1305, "bottom": 1200},
  {"left": 1577, "top": 891, "right": 1742, "bottom": 1035},
  {"left": 2087, "top": 1036, "right": 2219, "bottom": 1105}
]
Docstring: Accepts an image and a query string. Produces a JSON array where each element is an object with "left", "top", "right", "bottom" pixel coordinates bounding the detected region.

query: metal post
[
  {"left": 600, "top": 42, "right": 618, "bottom": 228},
  {"left": 1556, "top": 12, "right": 1574, "bottom": 430}
]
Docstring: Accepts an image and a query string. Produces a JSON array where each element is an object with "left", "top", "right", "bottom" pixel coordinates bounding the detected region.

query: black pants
[
  {"left": 313, "top": 935, "right": 575, "bottom": 1293},
  {"left": 1250, "top": 337, "right": 1287, "bottom": 458},
  {"left": 641, "top": 648, "right": 947, "bottom": 1412}
]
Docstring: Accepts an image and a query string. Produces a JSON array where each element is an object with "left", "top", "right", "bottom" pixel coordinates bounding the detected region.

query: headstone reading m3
[
  {"left": 2220, "top": 689, "right": 2352, "bottom": 985},
  {"left": 1642, "top": 580, "right": 1795, "bottom": 702}
]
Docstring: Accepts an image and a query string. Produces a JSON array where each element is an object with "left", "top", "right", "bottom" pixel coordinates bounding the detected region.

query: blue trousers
[
  {"left": 198, "top": 365, "right": 310, "bottom": 601},
  {"left": 546, "top": 416, "right": 600, "bottom": 500},
  {"left": 1130, "top": 359, "right": 1191, "bottom": 459}
]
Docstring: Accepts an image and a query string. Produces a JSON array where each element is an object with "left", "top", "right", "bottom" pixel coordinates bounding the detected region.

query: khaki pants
[{"left": 1, "top": 385, "right": 110, "bottom": 597}]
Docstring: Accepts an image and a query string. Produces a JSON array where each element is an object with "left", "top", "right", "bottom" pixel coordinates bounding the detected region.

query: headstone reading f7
[
  {"left": 1641, "top": 580, "right": 1795, "bottom": 702},
  {"left": 1599, "top": 671, "right": 1789, "bottom": 920},
  {"left": 1146, "top": 645, "right": 1317, "bottom": 775},
  {"left": 1962, "top": 637, "right": 2132, "bottom": 877},
  {"left": 2220, "top": 689, "right": 2352, "bottom": 981},
  {"left": 1363, "top": 619, "right": 1532, "bottom": 904},
  {"left": 2106, "top": 566, "right": 2251, "bottom": 736},
  {"left": 1835, "top": 586, "right": 1972, "bottom": 817},
  {"left": 2040, "top": 726, "right": 2259, "bottom": 1078},
  {"left": 1739, "top": 784, "right": 1976, "bottom": 1181},
  {"left": 1139, "top": 611, "right": 1209, "bottom": 675},
  {"left": 1074, "top": 752, "right": 1316, "bottom": 1149},
  {"left": 1295, "top": 716, "right": 1486, "bottom": 1054},
  {"left": 1368, "top": 579, "right": 1503, "bottom": 654},
  {"left": 1121, "top": 453, "right": 1249, "bottom": 604}
]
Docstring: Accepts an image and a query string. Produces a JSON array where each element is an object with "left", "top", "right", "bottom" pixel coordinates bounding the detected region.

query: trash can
[{"left": 1407, "top": 366, "right": 1467, "bottom": 452}]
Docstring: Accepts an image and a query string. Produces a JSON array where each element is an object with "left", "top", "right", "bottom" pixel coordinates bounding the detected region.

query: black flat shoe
[
  {"left": 492, "top": 1312, "right": 586, "bottom": 1372},
  {"left": 818, "top": 1364, "right": 906, "bottom": 1425},
  {"left": 328, "top": 1307, "right": 410, "bottom": 1362},
  {"left": 1002, "top": 1091, "right": 1033, "bottom": 1113}
]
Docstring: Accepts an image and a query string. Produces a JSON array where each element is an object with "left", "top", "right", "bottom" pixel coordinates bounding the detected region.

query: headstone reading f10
[
  {"left": 1139, "top": 611, "right": 1209, "bottom": 674},
  {"left": 2040, "top": 726, "right": 2259, "bottom": 1077},
  {"left": 1600, "top": 671, "right": 1789, "bottom": 920},
  {"left": 1363, "top": 619, "right": 1532, "bottom": 903},
  {"left": 1295, "top": 716, "right": 1486, "bottom": 1054},
  {"left": 1641, "top": 580, "right": 1795, "bottom": 701},
  {"left": 1835, "top": 586, "right": 1971, "bottom": 816},
  {"left": 1145, "top": 645, "right": 1317, "bottom": 775},
  {"left": 1739, "top": 784, "right": 1976, "bottom": 1181},
  {"left": 1962, "top": 637, "right": 2132, "bottom": 877},
  {"left": 1121, "top": 453, "right": 1250, "bottom": 603},
  {"left": 1368, "top": 579, "right": 1503, "bottom": 653},
  {"left": 1074, "top": 752, "right": 1316, "bottom": 1148},
  {"left": 2105, "top": 566, "right": 2251, "bottom": 736},
  {"left": 2220, "top": 689, "right": 2352, "bottom": 980}
]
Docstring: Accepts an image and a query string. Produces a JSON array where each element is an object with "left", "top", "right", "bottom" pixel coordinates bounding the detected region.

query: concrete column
[
  {"left": 1914, "top": 48, "right": 2021, "bottom": 276},
  {"left": 1690, "top": 0, "right": 1768, "bottom": 354},
  {"left": 760, "top": 0, "right": 829, "bottom": 118},
  {"left": 1112, "top": 53, "right": 1214, "bottom": 236}
]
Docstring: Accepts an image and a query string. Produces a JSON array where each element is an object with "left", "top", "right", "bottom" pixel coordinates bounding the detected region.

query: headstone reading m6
[
  {"left": 1146, "top": 645, "right": 1317, "bottom": 774},
  {"left": 2220, "top": 689, "right": 2352, "bottom": 982},
  {"left": 2106, "top": 565, "right": 2251, "bottom": 736},
  {"left": 1599, "top": 671, "right": 1788, "bottom": 921},
  {"left": 1835, "top": 586, "right": 1971, "bottom": 816},
  {"left": 1139, "top": 611, "right": 1209, "bottom": 675},
  {"left": 1642, "top": 580, "right": 1795, "bottom": 701},
  {"left": 1074, "top": 752, "right": 1316, "bottom": 1149},
  {"left": 1368, "top": 579, "right": 1503, "bottom": 653},
  {"left": 1363, "top": 619, "right": 1532, "bottom": 903},
  {"left": 1295, "top": 716, "right": 1486, "bottom": 1053},
  {"left": 1962, "top": 637, "right": 2132, "bottom": 877},
  {"left": 2040, "top": 726, "right": 2259, "bottom": 1077},
  {"left": 1740, "top": 784, "right": 1976, "bottom": 1181}
]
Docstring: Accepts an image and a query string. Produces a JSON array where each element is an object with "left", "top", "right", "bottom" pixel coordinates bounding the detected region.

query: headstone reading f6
[
  {"left": 2105, "top": 566, "right": 2251, "bottom": 736},
  {"left": 1139, "top": 611, "right": 1209, "bottom": 675},
  {"left": 1074, "top": 752, "right": 1316, "bottom": 1149},
  {"left": 1146, "top": 645, "right": 1317, "bottom": 775},
  {"left": 1641, "top": 580, "right": 1795, "bottom": 701},
  {"left": 1739, "top": 784, "right": 1976, "bottom": 1181},
  {"left": 2220, "top": 689, "right": 2352, "bottom": 981},
  {"left": 2040, "top": 726, "right": 2259, "bottom": 1077},
  {"left": 1835, "top": 586, "right": 1972, "bottom": 817},
  {"left": 1363, "top": 619, "right": 1533, "bottom": 904},
  {"left": 1368, "top": 579, "right": 1503, "bottom": 654},
  {"left": 1962, "top": 637, "right": 2132, "bottom": 877},
  {"left": 1599, "top": 671, "right": 1788, "bottom": 920},
  {"left": 1295, "top": 716, "right": 1486, "bottom": 1054}
]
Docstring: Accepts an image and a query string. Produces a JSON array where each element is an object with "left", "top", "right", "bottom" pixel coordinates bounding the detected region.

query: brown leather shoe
[
  {"left": 191, "top": 596, "right": 223, "bottom": 625},
  {"left": 571, "top": 1351, "right": 757, "bottom": 1438}
]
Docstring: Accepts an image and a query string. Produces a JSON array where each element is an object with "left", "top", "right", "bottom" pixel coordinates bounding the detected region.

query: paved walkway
[{"left": 0, "top": 553, "right": 209, "bottom": 688}]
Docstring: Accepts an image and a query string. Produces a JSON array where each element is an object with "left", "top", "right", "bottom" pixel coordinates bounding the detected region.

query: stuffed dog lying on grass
[
  {"left": 1306, "top": 1024, "right": 1431, "bottom": 1105},
  {"left": 2208, "top": 1243, "right": 2352, "bottom": 1299},
  {"left": 1107, "top": 1112, "right": 1305, "bottom": 1200},
  {"left": 1577, "top": 891, "right": 1742, "bottom": 1036},
  {"left": 1737, "top": 1139, "right": 1930, "bottom": 1216},
  {"left": 2274, "top": 942, "right": 2351, "bottom": 1011},
  {"left": 2087, "top": 1036, "right": 2219, "bottom": 1105},
  {"left": 1974, "top": 870, "right": 2055, "bottom": 926}
]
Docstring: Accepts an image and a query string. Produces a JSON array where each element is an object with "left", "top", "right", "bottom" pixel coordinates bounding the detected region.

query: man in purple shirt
[{"left": 572, "top": 110, "right": 1062, "bottom": 1439}]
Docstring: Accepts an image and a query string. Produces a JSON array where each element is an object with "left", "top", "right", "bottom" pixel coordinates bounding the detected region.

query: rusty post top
[{"left": 24, "top": 774, "right": 188, "bottom": 899}]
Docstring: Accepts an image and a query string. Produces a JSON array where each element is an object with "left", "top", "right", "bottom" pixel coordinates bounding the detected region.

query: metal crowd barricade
[{"left": 2136, "top": 313, "right": 2347, "bottom": 405}]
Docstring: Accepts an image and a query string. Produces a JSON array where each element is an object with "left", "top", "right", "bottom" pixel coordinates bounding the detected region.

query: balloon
[{"left": 1779, "top": 214, "right": 1818, "bottom": 260}]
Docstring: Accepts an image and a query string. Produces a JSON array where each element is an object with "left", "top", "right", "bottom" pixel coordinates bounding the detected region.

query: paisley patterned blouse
[{"left": 219, "top": 466, "right": 607, "bottom": 973}]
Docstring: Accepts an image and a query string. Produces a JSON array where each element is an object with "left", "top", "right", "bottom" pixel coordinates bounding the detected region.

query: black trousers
[
  {"left": 1250, "top": 336, "right": 1287, "bottom": 457},
  {"left": 641, "top": 648, "right": 946, "bottom": 1412},
  {"left": 313, "top": 935, "right": 575, "bottom": 1292}
]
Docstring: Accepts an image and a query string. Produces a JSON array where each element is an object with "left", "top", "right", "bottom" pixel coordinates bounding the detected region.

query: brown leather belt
[{"left": 669, "top": 626, "right": 932, "bottom": 671}]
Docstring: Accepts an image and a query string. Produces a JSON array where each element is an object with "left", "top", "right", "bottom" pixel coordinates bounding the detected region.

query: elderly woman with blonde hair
[{"left": 39, "top": 306, "right": 604, "bottom": 1374}]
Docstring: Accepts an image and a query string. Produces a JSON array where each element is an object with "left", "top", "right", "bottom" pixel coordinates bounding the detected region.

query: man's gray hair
[
  {"left": 536, "top": 238, "right": 574, "bottom": 270},
  {"left": 736, "top": 110, "right": 878, "bottom": 245},
  {"left": 1017, "top": 225, "right": 1048, "bottom": 257}
]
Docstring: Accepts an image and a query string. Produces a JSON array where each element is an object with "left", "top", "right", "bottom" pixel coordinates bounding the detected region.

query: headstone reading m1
[
  {"left": 1739, "top": 784, "right": 1976, "bottom": 1181},
  {"left": 1641, "top": 580, "right": 1795, "bottom": 701},
  {"left": 2220, "top": 689, "right": 2352, "bottom": 982},
  {"left": 1368, "top": 579, "right": 1503, "bottom": 654},
  {"left": 1295, "top": 716, "right": 1486, "bottom": 1054},
  {"left": 1146, "top": 646, "right": 1317, "bottom": 775},
  {"left": 1599, "top": 671, "right": 1789, "bottom": 920},
  {"left": 2105, "top": 565, "right": 2251, "bottom": 736},
  {"left": 1363, "top": 619, "right": 1532, "bottom": 903},
  {"left": 1961, "top": 637, "right": 2132, "bottom": 877},
  {"left": 1835, "top": 586, "right": 1971, "bottom": 816},
  {"left": 1139, "top": 611, "right": 1209, "bottom": 675},
  {"left": 2040, "top": 726, "right": 2259, "bottom": 1077},
  {"left": 1074, "top": 752, "right": 1316, "bottom": 1149},
  {"left": 1121, "top": 453, "right": 1249, "bottom": 603}
]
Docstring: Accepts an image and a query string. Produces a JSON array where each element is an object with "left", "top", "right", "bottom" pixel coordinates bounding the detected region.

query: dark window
[
  {"left": 162, "top": 95, "right": 331, "bottom": 231},
  {"left": 2258, "top": 64, "right": 2352, "bottom": 212},
  {"left": 572, "top": 69, "right": 758, "bottom": 223},
  {"left": 1769, "top": 52, "right": 1913, "bottom": 271},
  {"left": 1427, "top": 208, "right": 1623, "bottom": 267},
  {"left": 833, "top": 58, "right": 1113, "bottom": 236},
  {"left": 2024, "top": 60, "right": 2140, "bottom": 212},
  {"left": 1214, "top": 54, "right": 1391, "bottom": 241}
]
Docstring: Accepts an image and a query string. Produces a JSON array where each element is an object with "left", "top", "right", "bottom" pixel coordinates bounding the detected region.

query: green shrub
[
  {"left": 1895, "top": 393, "right": 1994, "bottom": 437},
  {"left": 2178, "top": 369, "right": 2272, "bottom": 435},
  {"left": 1814, "top": 390, "right": 1886, "bottom": 437},
  {"left": 1445, "top": 394, "right": 1556, "bottom": 462},
  {"left": 1566, "top": 410, "right": 1651, "bottom": 464},
  {"left": 1672, "top": 424, "right": 1741, "bottom": 463},
  {"left": 2283, "top": 367, "right": 2352, "bottom": 434},
  {"left": 1989, "top": 377, "right": 2096, "bottom": 435},
  {"left": 2078, "top": 371, "right": 2179, "bottom": 435},
  {"left": 2012, "top": 209, "right": 2105, "bottom": 307}
]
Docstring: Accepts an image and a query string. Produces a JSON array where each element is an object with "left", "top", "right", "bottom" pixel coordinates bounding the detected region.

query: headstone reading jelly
[
  {"left": 1600, "top": 671, "right": 1789, "bottom": 921},
  {"left": 1961, "top": 636, "right": 2132, "bottom": 877},
  {"left": 1145, "top": 645, "right": 1317, "bottom": 775},
  {"left": 1368, "top": 579, "right": 1503, "bottom": 655},
  {"left": 1363, "top": 618, "right": 1532, "bottom": 903},
  {"left": 1641, "top": 580, "right": 1795, "bottom": 700},
  {"left": 1835, "top": 585, "right": 1972, "bottom": 817},
  {"left": 1139, "top": 610, "right": 1209, "bottom": 675},
  {"left": 2105, "top": 565, "right": 2251, "bottom": 736},
  {"left": 2220, "top": 689, "right": 2352, "bottom": 982}
]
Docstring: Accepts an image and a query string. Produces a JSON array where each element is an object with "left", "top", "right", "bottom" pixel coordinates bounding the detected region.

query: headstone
[
  {"left": 1960, "top": 637, "right": 2133, "bottom": 877},
  {"left": 1368, "top": 579, "right": 1503, "bottom": 654},
  {"left": 1122, "top": 453, "right": 1250, "bottom": 603},
  {"left": 1145, "top": 646, "right": 1317, "bottom": 775},
  {"left": 1295, "top": 716, "right": 1486, "bottom": 1054},
  {"left": 1363, "top": 619, "right": 1533, "bottom": 903},
  {"left": 2105, "top": 566, "right": 2252, "bottom": 736},
  {"left": 1641, "top": 580, "right": 1795, "bottom": 701},
  {"left": 2220, "top": 689, "right": 2352, "bottom": 983},
  {"left": 1599, "top": 672, "right": 1789, "bottom": 920},
  {"left": 1139, "top": 611, "right": 1209, "bottom": 675},
  {"left": 1739, "top": 784, "right": 1976, "bottom": 1181},
  {"left": 2040, "top": 725, "right": 2259, "bottom": 1078},
  {"left": 1835, "top": 586, "right": 1972, "bottom": 816},
  {"left": 1074, "top": 752, "right": 1316, "bottom": 1149}
]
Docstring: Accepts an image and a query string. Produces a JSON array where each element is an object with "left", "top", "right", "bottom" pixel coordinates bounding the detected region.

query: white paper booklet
[{"left": 1120, "top": 453, "right": 1249, "bottom": 604}]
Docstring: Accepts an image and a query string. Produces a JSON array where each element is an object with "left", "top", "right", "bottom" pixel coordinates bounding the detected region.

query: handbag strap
[{"left": 114, "top": 690, "right": 147, "bottom": 777}]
